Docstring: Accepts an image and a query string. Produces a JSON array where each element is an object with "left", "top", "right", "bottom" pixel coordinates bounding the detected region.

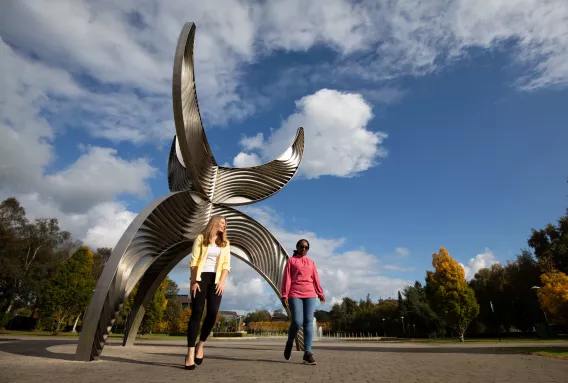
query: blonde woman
[{"left": 184, "top": 215, "right": 231, "bottom": 370}]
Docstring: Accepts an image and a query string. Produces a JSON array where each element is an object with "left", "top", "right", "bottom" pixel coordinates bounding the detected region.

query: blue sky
[{"left": 1, "top": 0, "right": 567, "bottom": 313}]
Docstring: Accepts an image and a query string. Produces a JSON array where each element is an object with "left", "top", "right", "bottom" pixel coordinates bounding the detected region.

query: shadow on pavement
[
  {"left": 151, "top": 352, "right": 297, "bottom": 365},
  {"left": 0, "top": 338, "right": 77, "bottom": 361},
  {"left": 2, "top": 337, "right": 566, "bottom": 365},
  {"left": 101, "top": 355, "right": 184, "bottom": 369}
]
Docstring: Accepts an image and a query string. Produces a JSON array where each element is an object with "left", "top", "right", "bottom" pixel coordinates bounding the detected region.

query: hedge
[{"left": 213, "top": 332, "right": 247, "bottom": 337}]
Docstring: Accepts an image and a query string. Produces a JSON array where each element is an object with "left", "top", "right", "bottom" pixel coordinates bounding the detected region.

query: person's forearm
[
  {"left": 218, "top": 269, "right": 229, "bottom": 284},
  {"left": 190, "top": 267, "right": 198, "bottom": 283}
]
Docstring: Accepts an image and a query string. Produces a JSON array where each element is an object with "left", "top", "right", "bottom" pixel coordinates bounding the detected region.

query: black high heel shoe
[
  {"left": 184, "top": 354, "right": 196, "bottom": 370},
  {"left": 195, "top": 343, "right": 204, "bottom": 365}
]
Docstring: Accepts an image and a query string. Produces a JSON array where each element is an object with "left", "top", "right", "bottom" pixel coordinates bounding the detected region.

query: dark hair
[{"left": 292, "top": 239, "right": 310, "bottom": 256}]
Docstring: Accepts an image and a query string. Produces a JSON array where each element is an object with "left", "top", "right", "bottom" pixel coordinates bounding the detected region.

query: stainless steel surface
[{"left": 75, "top": 22, "right": 305, "bottom": 361}]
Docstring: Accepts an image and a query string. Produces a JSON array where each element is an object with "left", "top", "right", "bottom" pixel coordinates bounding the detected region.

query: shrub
[{"left": 213, "top": 332, "right": 247, "bottom": 337}]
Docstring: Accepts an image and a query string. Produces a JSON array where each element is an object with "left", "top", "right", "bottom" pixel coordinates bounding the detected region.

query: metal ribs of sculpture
[{"left": 75, "top": 22, "right": 305, "bottom": 361}]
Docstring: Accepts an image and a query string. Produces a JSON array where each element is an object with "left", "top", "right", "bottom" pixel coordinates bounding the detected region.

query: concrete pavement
[{"left": 1, "top": 336, "right": 567, "bottom": 382}]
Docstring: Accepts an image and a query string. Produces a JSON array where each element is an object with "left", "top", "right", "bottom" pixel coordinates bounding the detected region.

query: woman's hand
[
  {"left": 281, "top": 297, "right": 288, "bottom": 308},
  {"left": 319, "top": 296, "right": 326, "bottom": 304},
  {"left": 191, "top": 282, "right": 201, "bottom": 298},
  {"left": 215, "top": 281, "right": 225, "bottom": 296}
]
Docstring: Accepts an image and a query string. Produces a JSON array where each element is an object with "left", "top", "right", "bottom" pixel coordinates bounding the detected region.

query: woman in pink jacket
[{"left": 281, "top": 239, "right": 325, "bottom": 365}]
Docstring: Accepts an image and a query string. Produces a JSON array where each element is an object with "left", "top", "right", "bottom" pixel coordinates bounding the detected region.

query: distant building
[{"left": 175, "top": 294, "right": 190, "bottom": 309}]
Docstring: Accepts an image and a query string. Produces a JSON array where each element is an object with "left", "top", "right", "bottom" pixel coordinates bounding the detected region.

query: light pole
[
  {"left": 400, "top": 316, "right": 405, "bottom": 337},
  {"left": 382, "top": 318, "right": 386, "bottom": 337},
  {"left": 531, "top": 286, "right": 552, "bottom": 338}
]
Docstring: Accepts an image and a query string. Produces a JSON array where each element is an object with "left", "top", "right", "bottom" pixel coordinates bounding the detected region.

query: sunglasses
[{"left": 298, "top": 245, "right": 309, "bottom": 250}]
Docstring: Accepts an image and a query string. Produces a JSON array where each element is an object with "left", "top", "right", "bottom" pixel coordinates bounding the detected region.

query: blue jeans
[{"left": 287, "top": 297, "right": 316, "bottom": 353}]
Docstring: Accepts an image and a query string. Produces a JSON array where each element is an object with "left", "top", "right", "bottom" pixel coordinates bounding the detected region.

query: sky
[{"left": 1, "top": 0, "right": 567, "bottom": 314}]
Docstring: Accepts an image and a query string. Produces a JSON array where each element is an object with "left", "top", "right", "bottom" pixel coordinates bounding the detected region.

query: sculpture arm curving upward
[{"left": 168, "top": 22, "right": 304, "bottom": 205}]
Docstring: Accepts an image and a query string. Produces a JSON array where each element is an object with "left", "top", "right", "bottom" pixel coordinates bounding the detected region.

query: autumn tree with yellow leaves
[
  {"left": 537, "top": 271, "right": 568, "bottom": 324},
  {"left": 425, "top": 247, "right": 479, "bottom": 342}
]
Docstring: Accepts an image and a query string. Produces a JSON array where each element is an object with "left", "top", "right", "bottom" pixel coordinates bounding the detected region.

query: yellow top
[{"left": 190, "top": 234, "right": 231, "bottom": 283}]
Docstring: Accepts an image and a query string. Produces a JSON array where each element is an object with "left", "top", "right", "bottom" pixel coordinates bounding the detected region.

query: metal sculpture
[{"left": 75, "top": 22, "right": 305, "bottom": 361}]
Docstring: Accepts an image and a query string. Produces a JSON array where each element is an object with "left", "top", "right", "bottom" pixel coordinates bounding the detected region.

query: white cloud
[
  {"left": 329, "top": 0, "right": 568, "bottom": 91},
  {"left": 2, "top": 0, "right": 567, "bottom": 310},
  {"left": 239, "top": 133, "right": 265, "bottom": 151},
  {"left": 170, "top": 254, "right": 281, "bottom": 312},
  {"left": 0, "top": 34, "right": 156, "bottom": 246},
  {"left": 0, "top": 0, "right": 258, "bottom": 143},
  {"left": 383, "top": 265, "right": 415, "bottom": 272},
  {"left": 358, "top": 88, "right": 407, "bottom": 105},
  {"left": 44, "top": 147, "right": 156, "bottom": 213},
  {"left": 233, "top": 152, "right": 262, "bottom": 168},
  {"left": 395, "top": 247, "right": 410, "bottom": 257},
  {"left": 82, "top": 203, "right": 138, "bottom": 249},
  {"left": 0, "top": 38, "right": 157, "bottom": 210},
  {"left": 258, "top": 0, "right": 372, "bottom": 54},
  {"left": 1, "top": 193, "right": 137, "bottom": 250},
  {"left": 236, "top": 89, "right": 387, "bottom": 179},
  {"left": 238, "top": 206, "right": 412, "bottom": 306},
  {"left": 167, "top": 205, "right": 412, "bottom": 311},
  {"left": 2, "top": 0, "right": 566, "bottom": 149},
  {"left": 460, "top": 248, "right": 500, "bottom": 280},
  {"left": 0, "top": 141, "right": 154, "bottom": 244}
]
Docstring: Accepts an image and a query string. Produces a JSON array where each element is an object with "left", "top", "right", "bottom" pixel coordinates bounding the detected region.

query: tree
[
  {"left": 113, "top": 283, "right": 137, "bottom": 333},
  {"left": 245, "top": 310, "right": 271, "bottom": 323},
  {"left": 528, "top": 208, "right": 568, "bottom": 274},
  {"left": 502, "top": 251, "right": 542, "bottom": 332},
  {"left": 92, "top": 247, "right": 112, "bottom": 280},
  {"left": 0, "top": 198, "right": 28, "bottom": 323},
  {"left": 0, "top": 197, "right": 70, "bottom": 315},
  {"left": 469, "top": 265, "right": 507, "bottom": 334},
  {"left": 402, "top": 281, "right": 439, "bottom": 337},
  {"left": 314, "top": 310, "right": 331, "bottom": 323},
  {"left": 329, "top": 297, "right": 359, "bottom": 332},
  {"left": 178, "top": 307, "right": 191, "bottom": 333},
  {"left": 537, "top": 271, "right": 568, "bottom": 324},
  {"left": 113, "top": 278, "right": 177, "bottom": 335},
  {"left": 140, "top": 279, "right": 168, "bottom": 334},
  {"left": 469, "top": 250, "right": 543, "bottom": 335},
  {"left": 426, "top": 247, "right": 480, "bottom": 342},
  {"left": 163, "top": 299, "right": 182, "bottom": 334},
  {"left": 162, "top": 278, "right": 181, "bottom": 333},
  {"left": 40, "top": 247, "right": 96, "bottom": 334},
  {"left": 164, "top": 278, "right": 179, "bottom": 299},
  {"left": 397, "top": 291, "right": 407, "bottom": 319}
]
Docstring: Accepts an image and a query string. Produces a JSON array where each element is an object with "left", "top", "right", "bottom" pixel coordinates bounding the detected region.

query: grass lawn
[
  {"left": 406, "top": 338, "right": 568, "bottom": 344},
  {"left": 0, "top": 330, "right": 81, "bottom": 337},
  {"left": 0, "top": 330, "right": 254, "bottom": 341},
  {"left": 504, "top": 347, "right": 568, "bottom": 360}
]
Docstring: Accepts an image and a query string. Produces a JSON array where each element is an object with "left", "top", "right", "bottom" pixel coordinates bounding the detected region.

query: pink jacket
[{"left": 281, "top": 255, "right": 324, "bottom": 299}]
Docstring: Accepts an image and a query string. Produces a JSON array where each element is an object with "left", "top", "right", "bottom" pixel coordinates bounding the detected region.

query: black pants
[{"left": 187, "top": 272, "right": 222, "bottom": 347}]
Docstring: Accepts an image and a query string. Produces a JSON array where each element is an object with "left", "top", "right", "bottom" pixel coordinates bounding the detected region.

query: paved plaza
[{"left": 0, "top": 336, "right": 567, "bottom": 383}]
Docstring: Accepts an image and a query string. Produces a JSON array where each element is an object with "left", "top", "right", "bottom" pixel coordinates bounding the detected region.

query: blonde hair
[{"left": 201, "top": 215, "right": 228, "bottom": 247}]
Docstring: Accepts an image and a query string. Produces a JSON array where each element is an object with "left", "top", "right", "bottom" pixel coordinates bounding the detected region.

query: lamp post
[
  {"left": 382, "top": 318, "right": 386, "bottom": 337},
  {"left": 531, "top": 286, "right": 552, "bottom": 338},
  {"left": 400, "top": 316, "right": 405, "bottom": 337}
]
